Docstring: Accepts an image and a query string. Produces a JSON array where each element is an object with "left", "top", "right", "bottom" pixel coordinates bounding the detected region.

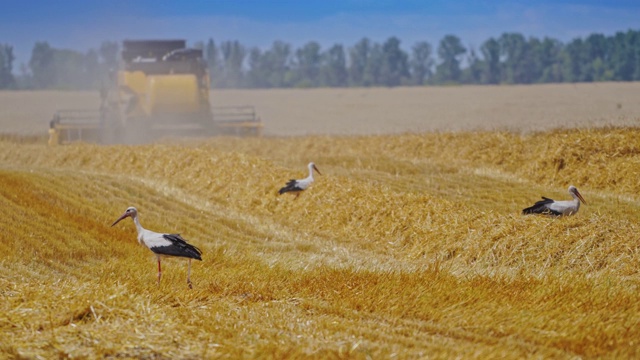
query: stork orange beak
[
  {"left": 313, "top": 164, "right": 322, "bottom": 175},
  {"left": 111, "top": 212, "right": 129, "bottom": 227}
]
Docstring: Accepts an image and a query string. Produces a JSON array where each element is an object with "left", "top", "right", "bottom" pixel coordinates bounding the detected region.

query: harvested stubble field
[{"left": 1, "top": 84, "right": 640, "bottom": 358}]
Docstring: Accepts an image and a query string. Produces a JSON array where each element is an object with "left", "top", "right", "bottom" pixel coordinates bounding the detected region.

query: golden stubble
[{"left": 1, "top": 125, "right": 640, "bottom": 358}]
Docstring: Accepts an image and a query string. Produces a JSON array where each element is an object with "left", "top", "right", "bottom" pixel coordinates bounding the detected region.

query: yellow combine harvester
[{"left": 49, "top": 39, "right": 263, "bottom": 145}]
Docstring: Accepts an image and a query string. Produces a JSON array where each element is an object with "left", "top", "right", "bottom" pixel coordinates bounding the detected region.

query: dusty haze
[{"left": 1, "top": 82, "right": 639, "bottom": 136}]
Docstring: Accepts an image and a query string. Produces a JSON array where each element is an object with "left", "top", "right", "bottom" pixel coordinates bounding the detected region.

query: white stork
[
  {"left": 522, "top": 186, "right": 587, "bottom": 216},
  {"left": 111, "top": 207, "right": 202, "bottom": 288},
  {"left": 278, "top": 162, "right": 322, "bottom": 198}
]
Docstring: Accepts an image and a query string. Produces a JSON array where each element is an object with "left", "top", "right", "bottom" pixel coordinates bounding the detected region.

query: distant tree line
[
  {"left": 0, "top": 43, "right": 16, "bottom": 89},
  {"left": 1, "top": 29, "right": 639, "bottom": 90}
]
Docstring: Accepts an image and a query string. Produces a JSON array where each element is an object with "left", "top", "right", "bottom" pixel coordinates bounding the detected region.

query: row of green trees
[
  {"left": 0, "top": 41, "right": 119, "bottom": 89},
  {"left": 1, "top": 29, "right": 639, "bottom": 90},
  {"left": 0, "top": 44, "right": 16, "bottom": 89},
  {"left": 207, "top": 30, "right": 640, "bottom": 88}
]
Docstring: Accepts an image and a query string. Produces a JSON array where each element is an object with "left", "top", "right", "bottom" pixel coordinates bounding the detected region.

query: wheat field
[
  {"left": 3, "top": 82, "right": 640, "bottom": 136},
  {"left": 1, "top": 84, "right": 640, "bottom": 358}
]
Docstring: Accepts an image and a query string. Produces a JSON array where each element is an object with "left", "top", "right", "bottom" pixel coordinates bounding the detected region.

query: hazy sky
[{"left": 2, "top": 0, "right": 639, "bottom": 68}]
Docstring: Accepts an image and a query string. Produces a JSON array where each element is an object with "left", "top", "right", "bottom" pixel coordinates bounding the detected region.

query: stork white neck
[
  {"left": 131, "top": 213, "right": 144, "bottom": 236},
  {"left": 129, "top": 213, "right": 150, "bottom": 247},
  {"left": 571, "top": 196, "right": 582, "bottom": 212},
  {"left": 307, "top": 163, "right": 315, "bottom": 180}
]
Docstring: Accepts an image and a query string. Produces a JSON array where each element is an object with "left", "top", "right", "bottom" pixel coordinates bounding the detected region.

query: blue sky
[{"left": 2, "top": 1, "right": 639, "bottom": 68}]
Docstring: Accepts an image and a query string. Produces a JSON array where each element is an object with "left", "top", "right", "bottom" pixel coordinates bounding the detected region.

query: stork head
[
  {"left": 568, "top": 186, "right": 587, "bottom": 205},
  {"left": 309, "top": 162, "right": 322, "bottom": 176},
  {"left": 111, "top": 207, "right": 138, "bottom": 226}
]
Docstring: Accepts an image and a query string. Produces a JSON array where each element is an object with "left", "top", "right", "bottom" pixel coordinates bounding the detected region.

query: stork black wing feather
[
  {"left": 152, "top": 234, "right": 203, "bottom": 260},
  {"left": 522, "top": 196, "right": 562, "bottom": 215},
  {"left": 279, "top": 179, "right": 302, "bottom": 194}
]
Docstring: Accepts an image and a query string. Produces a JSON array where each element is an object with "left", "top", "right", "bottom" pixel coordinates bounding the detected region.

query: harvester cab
[{"left": 48, "top": 39, "right": 263, "bottom": 145}]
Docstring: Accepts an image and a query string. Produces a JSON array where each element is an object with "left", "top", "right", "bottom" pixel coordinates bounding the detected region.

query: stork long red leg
[
  {"left": 157, "top": 257, "right": 162, "bottom": 285},
  {"left": 187, "top": 259, "right": 193, "bottom": 289}
]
